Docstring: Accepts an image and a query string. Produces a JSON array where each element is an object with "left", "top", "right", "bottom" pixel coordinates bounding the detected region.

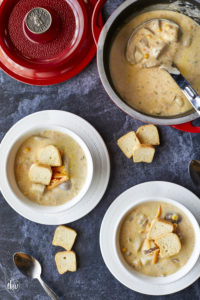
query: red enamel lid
[{"left": 0, "top": 0, "right": 102, "bottom": 85}]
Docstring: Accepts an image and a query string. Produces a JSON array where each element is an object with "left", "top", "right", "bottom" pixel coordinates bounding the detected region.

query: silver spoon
[
  {"left": 13, "top": 252, "right": 60, "bottom": 300},
  {"left": 189, "top": 160, "right": 200, "bottom": 187},
  {"left": 127, "top": 18, "right": 200, "bottom": 115}
]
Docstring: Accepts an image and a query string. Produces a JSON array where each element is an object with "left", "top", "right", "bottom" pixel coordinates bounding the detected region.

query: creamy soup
[
  {"left": 15, "top": 130, "right": 88, "bottom": 206},
  {"left": 119, "top": 202, "right": 195, "bottom": 277},
  {"left": 109, "top": 10, "right": 200, "bottom": 116}
]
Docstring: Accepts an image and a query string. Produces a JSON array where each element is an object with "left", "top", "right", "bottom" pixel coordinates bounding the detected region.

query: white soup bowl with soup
[
  {"left": 2, "top": 125, "right": 93, "bottom": 215},
  {"left": 114, "top": 197, "right": 200, "bottom": 285}
]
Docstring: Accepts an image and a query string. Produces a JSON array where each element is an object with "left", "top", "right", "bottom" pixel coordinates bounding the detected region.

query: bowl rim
[
  {"left": 3, "top": 124, "right": 94, "bottom": 213},
  {"left": 96, "top": 0, "right": 199, "bottom": 125},
  {"left": 0, "top": 110, "right": 110, "bottom": 225},
  {"left": 112, "top": 197, "right": 200, "bottom": 285}
]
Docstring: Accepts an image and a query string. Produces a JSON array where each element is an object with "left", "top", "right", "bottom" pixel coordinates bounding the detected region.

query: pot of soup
[{"left": 92, "top": 0, "right": 200, "bottom": 132}]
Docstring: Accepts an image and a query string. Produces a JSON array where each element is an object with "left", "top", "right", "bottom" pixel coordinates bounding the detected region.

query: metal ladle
[
  {"left": 13, "top": 252, "right": 60, "bottom": 300},
  {"left": 127, "top": 18, "right": 200, "bottom": 115}
]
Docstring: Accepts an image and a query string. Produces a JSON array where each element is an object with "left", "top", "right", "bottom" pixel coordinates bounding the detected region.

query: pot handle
[
  {"left": 171, "top": 121, "right": 200, "bottom": 133},
  {"left": 92, "top": 0, "right": 107, "bottom": 45}
]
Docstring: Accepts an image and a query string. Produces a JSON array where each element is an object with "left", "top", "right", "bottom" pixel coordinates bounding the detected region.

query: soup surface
[
  {"left": 109, "top": 10, "right": 200, "bottom": 116},
  {"left": 119, "top": 201, "right": 195, "bottom": 276},
  {"left": 15, "top": 130, "right": 88, "bottom": 206}
]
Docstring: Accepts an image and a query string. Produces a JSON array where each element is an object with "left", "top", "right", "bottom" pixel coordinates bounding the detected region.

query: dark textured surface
[{"left": 1, "top": 1, "right": 200, "bottom": 299}]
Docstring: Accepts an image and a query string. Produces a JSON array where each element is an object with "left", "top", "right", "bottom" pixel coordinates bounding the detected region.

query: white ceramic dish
[
  {"left": 115, "top": 197, "right": 200, "bottom": 285},
  {"left": 0, "top": 110, "right": 110, "bottom": 225},
  {"left": 100, "top": 181, "right": 200, "bottom": 295},
  {"left": 6, "top": 125, "right": 93, "bottom": 213}
]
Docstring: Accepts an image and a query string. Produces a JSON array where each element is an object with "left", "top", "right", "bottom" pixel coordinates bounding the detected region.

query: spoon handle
[
  {"left": 38, "top": 277, "right": 60, "bottom": 300},
  {"left": 170, "top": 72, "right": 200, "bottom": 115}
]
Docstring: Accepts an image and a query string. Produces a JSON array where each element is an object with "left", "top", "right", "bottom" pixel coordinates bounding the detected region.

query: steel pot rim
[{"left": 97, "top": 0, "right": 199, "bottom": 126}]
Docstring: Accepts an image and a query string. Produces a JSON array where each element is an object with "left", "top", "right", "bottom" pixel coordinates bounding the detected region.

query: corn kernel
[
  {"left": 24, "top": 147, "right": 30, "bottom": 153},
  {"left": 147, "top": 34, "right": 152, "bottom": 39},
  {"left": 172, "top": 214, "right": 178, "bottom": 221},
  {"left": 144, "top": 53, "right": 149, "bottom": 59},
  {"left": 158, "top": 28, "right": 162, "bottom": 32},
  {"left": 122, "top": 247, "right": 127, "bottom": 253}
]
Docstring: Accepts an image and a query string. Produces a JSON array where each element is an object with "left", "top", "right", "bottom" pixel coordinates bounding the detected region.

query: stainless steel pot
[{"left": 92, "top": 0, "right": 200, "bottom": 132}]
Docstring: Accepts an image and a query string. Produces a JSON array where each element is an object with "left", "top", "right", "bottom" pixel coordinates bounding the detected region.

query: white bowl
[
  {"left": 2, "top": 124, "right": 93, "bottom": 214},
  {"left": 113, "top": 197, "right": 200, "bottom": 285}
]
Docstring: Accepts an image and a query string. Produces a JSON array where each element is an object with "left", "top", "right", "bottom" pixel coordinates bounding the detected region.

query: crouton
[
  {"left": 117, "top": 131, "right": 140, "bottom": 158},
  {"left": 136, "top": 124, "right": 160, "bottom": 145},
  {"left": 38, "top": 145, "right": 62, "bottom": 167},
  {"left": 55, "top": 251, "right": 77, "bottom": 274},
  {"left": 29, "top": 163, "right": 52, "bottom": 185},
  {"left": 31, "top": 183, "right": 45, "bottom": 194},
  {"left": 155, "top": 233, "right": 181, "bottom": 258},
  {"left": 133, "top": 144, "right": 155, "bottom": 163},
  {"left": 52, "top": 225, "right": 77, "bottom": 251},
  {"left": 148, "top": 218, "right": 174, "bottom": 240}
]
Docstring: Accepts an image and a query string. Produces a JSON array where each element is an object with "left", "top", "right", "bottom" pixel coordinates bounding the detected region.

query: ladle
[{"left": 127, "top": 18, "right": 200, "bottom": 115}]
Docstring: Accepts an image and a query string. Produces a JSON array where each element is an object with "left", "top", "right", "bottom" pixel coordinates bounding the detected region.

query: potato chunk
[
  {"left": 146, "top": 19, "right": 161, "bottom": 34},
  {"left": 134, "top": 47, "right": 144, "bottom": 63},
  {"left": 149, "top": 37, "right": 167, "bottom": 58},
  {"left": 126, "top": 28, "right": 152, "bottom": 63},
  {"left": 162, "top": 22, "right": 179, "bottom": 42}
]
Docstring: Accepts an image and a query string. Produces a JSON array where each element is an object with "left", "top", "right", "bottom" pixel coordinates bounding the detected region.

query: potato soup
[
  {"left": 15, "top": 130, "right": 88, "bottom": 206},
  {"left": 109, "top": 10, "right": 200, "bottom": 116},
  {"left": 119, "top": 201, "right": 195, "bottom": 277}
]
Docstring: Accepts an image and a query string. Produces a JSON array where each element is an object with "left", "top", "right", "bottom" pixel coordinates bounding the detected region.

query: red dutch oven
[
  {"left": 92, "top": 0, "right": 200, "bottom": 133},
  {"left": 0, "top": 0, "right": 102, "bottom": 85}
]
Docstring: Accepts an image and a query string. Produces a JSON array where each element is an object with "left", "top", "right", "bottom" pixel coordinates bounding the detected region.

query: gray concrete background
[{"left": 1, "top": 0, "right": 200, "bottom": 299}]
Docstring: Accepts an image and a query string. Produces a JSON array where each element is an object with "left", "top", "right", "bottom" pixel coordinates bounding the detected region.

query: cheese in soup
[
  {"left": 119, "top": 201, "right": 195, "bottom": 277},
  {"left": 109, "top": 10, "right": 200, "bottom": 116},
  {"left": 15, "top": 130, "right": 88, "bottom": 206}
]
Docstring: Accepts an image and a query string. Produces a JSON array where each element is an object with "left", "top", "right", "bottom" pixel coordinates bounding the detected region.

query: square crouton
[
  {"left": 117, "top": 131, "right": 140, "bottom": 158},
  {"left": 133, "top": 144, "right": 155, "bottom": 163},
  {"left": 52, "top": 225, "right": 77, "bottom": 251},
  {"left": 55, "top": 251, "right": 77, "bottom": 274},
  {"left": 38, "top": 145, "right": 62, "bottom": 167},
  {"left": 29, "top": 163, "right": 52, "bottom": 185},
  {"left": 155, "top": 233, "right": 181, "bottom": 258},
  {"left": 148, "top": 218, "right": 174, "bottom": 240},
  {"left": 136, "top": 124, "right": 160, "bottom": 145}
]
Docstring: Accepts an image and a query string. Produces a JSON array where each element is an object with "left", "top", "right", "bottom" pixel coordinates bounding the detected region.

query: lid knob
[
  {"left": 26, "top": 7, "right": 52, "bottom": 34},
  {"left": 24, "top": 7, "right": 61, "bottom": 44}
]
